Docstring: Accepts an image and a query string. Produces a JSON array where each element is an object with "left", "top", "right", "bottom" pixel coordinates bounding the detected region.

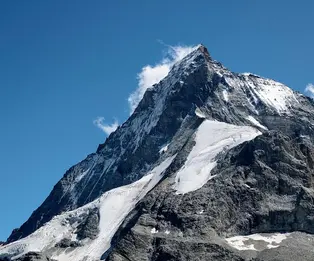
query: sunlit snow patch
[
  {"left": 151, "top": 228, "right": 158, "bottom": 234},
  {"left": 243, "top": 74, "right": 298, "bottom": 114},
  {"left": 159, "top": 144, "right": 169, "bottom": 154},
  {"left": 247, "top": 116, "right": 268, "bottom": 130},
  {"left": 226, "top": 233, "right": 290, "bottom": 251},
  {"left": 195, "top": 107, "right": 206, "bottom": 118},
  {"left": 222, "top": 90, "right": 229, "bottom": 102},
  {"left": 174, "top": 120, "right": 261, "bottom": 194},
  {"left": 0, "top": 156, "right": 176, "bottom": 261}
]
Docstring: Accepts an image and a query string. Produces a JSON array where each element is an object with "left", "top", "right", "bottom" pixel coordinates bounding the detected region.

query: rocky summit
[{"left": 1, "top": 45, "right": 314, "bottom": 261}]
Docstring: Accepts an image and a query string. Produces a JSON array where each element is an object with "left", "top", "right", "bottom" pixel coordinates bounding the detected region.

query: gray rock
[
  {"left": 54, "top": 238, "right": 81, "bottom": 248},
  {"left": 76, "top": 208, "right": 100, "bottom": 240},
  {"left": 0, "top": 252, "right": 52, "bottom": 261}
]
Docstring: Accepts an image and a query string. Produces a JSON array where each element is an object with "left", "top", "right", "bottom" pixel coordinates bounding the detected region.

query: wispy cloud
[
  {"left": 93, "top": 117, "right": 119, "bottom": 135},
  {"left": 127, "top": 43, "right": 198, "bottom": 114},
  {"left": 305, "top": 83, "right": 314, "bottom": 98}
]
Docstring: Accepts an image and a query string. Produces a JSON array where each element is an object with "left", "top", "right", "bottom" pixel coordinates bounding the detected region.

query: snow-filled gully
[{"left": 174, "top": 120, "right": 261, "bottom": 194}]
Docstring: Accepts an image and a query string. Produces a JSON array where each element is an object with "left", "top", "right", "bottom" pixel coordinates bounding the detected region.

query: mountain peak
[
  {"left": 197, "top": 44, "right": 211, "bottom": 59},
  {"left": 3, "top": 46, "right": 314, "bottom": 261}
]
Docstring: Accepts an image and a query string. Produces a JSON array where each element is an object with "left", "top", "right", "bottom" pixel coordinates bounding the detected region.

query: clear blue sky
[{"left": 0, "top": 0, "right": 313, "bottom": 240}]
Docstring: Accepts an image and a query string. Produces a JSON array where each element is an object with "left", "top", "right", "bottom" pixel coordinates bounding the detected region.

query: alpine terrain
[{"left": 1, "top": 45, "right": 314, "bottom": 261}]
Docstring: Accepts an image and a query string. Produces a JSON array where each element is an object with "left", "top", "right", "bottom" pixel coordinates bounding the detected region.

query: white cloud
[
  {"left": 93, "top": 117, "right": 119, "bottom": 135},
  {"left": 127, "top": 44, "right": 198, "bottom": 114},
  {"left": 305, "top": 83, "right": 314, "bottom": 98}
]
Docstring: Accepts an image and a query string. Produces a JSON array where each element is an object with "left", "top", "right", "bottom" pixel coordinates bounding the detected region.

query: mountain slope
[
  {"left": 1, "top": 45, "right": 314, "bottom": 261},
  {"left": 105, "top": 131, "right": 314, "bottom": 261}
]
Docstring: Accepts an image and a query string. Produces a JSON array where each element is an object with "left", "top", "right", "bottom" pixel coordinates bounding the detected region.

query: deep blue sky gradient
[{"left": 0, "top": 1, "right": 313, "bottom": 240}]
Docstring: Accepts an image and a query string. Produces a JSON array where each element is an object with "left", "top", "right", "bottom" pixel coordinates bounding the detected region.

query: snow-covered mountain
[{"left": 1, "top": 45, "right": 314, "bottom": 261}]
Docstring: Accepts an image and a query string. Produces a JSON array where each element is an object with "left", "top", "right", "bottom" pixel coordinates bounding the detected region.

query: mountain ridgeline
[{"left": 1, "top": 45, "right": 314, "bottom": 261}]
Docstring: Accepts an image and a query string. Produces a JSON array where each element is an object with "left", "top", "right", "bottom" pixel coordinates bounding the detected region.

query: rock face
[
  {"left": 76, "top": 208, "right": 100, "bottom": 240},
  {"left": 2, "top": 45, "right": 314, "bottom": 261},
  {"left": 105, "top": 131, "right": 314, "bottom": 261},
  {"left": 0, "top": 252, "right": 51, "bottom": 261}
]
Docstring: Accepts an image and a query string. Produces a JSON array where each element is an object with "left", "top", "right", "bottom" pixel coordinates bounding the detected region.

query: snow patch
[
  {"left": 247, "top": 116, "right": 268, "bottom": 130},
  {"left": 244, "top": 76, "right": 296, "bottom": 114},
  {"left": 195, "top": 107, "right": 206, "bottom": 118},
  {"left": 174, "top": 121, "right": 261, "bottom": 194},
  {"left": 0, "top": 157, "right": 176, "bottom": 261},
  {"left": 56, "top": 156, "right": 175, "bottom": 261},
  {"left": 151, "top": 228, "right": 158, "bottom": 234},
  {"left": 164, "top": 230, "right": 170, "bottom": 235},
  {"left": 226, "top": 233, "right": 290, "bottom": 251},
  {"left": 241, "top": 72, "right": 261, "bottom": 78},
  {"left": 222, "top": 90, "right": 229, "bottom": 102}
]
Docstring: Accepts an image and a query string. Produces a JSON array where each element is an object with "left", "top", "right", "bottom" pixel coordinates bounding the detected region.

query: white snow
[
  {"left": 244, "top": 75, "right": 297, "bottom": 114},
  {"left": 224, "top": 73, "right": 300, "bottom": 115},
  {"left": 241, "top": 72, "right": 260, "bottom": 78},
  {"left": 159, "top": 144, "right": 169, "bottom": 154},
  {"left": 222, "top": 90, "right": 229, "bottom": 102},
  {"left": 195, "top": 107, "right": 206, "bottom": 118},
  {"left": 226, "top": 233, "right": 290, "bottom": 251},
  {"left": 151, "top": 228, "right": 158, "bottom": 234},
  {"left": 74, "top": 168, "right": 90, "bottom": 183},
  {"left": 0, "top": 156, "right": 176, "bottom": 261},
  {"left": 57, "top": 175, "right": 153, "bottom": 261},
  {"left": 174, "top": 120, "right": 261, "bottom": 194},
  {"left": 247, "top": 116, "right": 268, "bottom": 130},
  {"left": 164, "top": 230, "right": 170, "bottom": 235}
]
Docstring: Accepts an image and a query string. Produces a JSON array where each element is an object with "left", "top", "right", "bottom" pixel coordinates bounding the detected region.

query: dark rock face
[
  {"left": 0, "top": 252, "right": 51, "bottom": 261},
  {"left": 76, "top": 208, "right": 100, "bottom": 240},
  {"left": 105, "top": 131, "right": 314, "bottom": 260},
  {"left": 54, "top": 238, "right": 81, "bottom": 248},
  {"left": 108, "top": 237, "right": 247, "bottom": 261}
]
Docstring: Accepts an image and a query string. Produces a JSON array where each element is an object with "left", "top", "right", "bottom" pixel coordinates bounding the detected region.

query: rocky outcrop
[
  {"left": 76, "top": 208, "right": 100, "bottom": 240},
  {"left": 54, "top": 238, "right": 81, "bottom": 248},
  {"left": 0, "top": 252, "right": 52, "bottom": 261}
]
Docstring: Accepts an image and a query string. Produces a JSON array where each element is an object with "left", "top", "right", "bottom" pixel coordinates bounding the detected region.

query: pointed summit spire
[{"left": 197, "top": 44, "right": 211, "bottom": 61}]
